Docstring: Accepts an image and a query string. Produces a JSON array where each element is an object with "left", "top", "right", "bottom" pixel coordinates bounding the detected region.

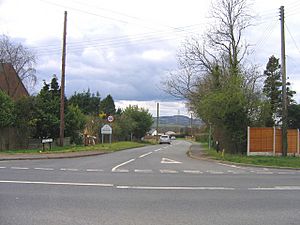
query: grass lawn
[
  {"left": 1, "top": 141, "right": 148, "bottom": 154},
  {"left": 201, "top": 143, "right": 300, "bottom": 169}
]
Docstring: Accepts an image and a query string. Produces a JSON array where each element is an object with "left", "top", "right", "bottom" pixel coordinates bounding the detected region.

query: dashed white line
[
  {"left": 138, "top": 152, "right": 153, "bottom": 158},
  {"left": 206, "top": 170, "right": 224, "bottom": 174},
  {"left": 60, "top": 168, "right": 79, "bottom": 171},
  {"left": 277, "top": 172, "right": 296, "bottom": 175},
  {"left": 86, "top": 169, "right": 104, "bottom": 172},
  {"left": 111, "top": 158, "right": 135, "bottom": 172},
  {"left": 0, "top": 180, "right": 113, "bottom": 187},
  {"left": 11, "top": 167, "right": 29, "bottom": 170},
  {"left": 34, "top": 167, "right": 54, "bottom": 171},
  {"left": 160, "top": 169, "right": 179, "bottom": 174},
  {"left": 183, "top": 170, "right": 203, "bottom": 174},
  {"left": 249, "top": 186, "right": 300, "bottom": 191},
  {"left": 0, "top": 166, "right": 7, "bottom": 169},
  {"left": 112, "top": 169, "right": 129, "bottom": 173},
  {"left": 154, "top": 148, "right": 162, "bottom": 152},
  {"left": 134, "top": 169, "right": 153, "bottom": 173},
  {"left": 116, "top": 186, "right": 235, "bottom": 190}
]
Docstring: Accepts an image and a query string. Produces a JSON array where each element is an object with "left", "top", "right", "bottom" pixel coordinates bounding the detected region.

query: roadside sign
[
  {"left": 101, "top": 124, "right": 112, "bottom": 134},
  {"left": 107, "top": 115, "right": 114, "bottom": 123}
]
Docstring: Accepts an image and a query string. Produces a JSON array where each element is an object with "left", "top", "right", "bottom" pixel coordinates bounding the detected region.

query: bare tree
[
  {"left": 163, "top": 0, "right": 254, "bottom": 99},
  {"left": 0, "top": 35, "right": 37, "bottom": 90}
]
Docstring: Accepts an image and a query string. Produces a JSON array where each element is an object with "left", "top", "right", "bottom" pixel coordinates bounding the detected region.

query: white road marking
[
  {"left": 217, "top": 163, "right": 243, "bottom": 169},
  {"left": 255, "top": 172, "right": 274, "bottom": 175},
  {"left": 160, "top": 169, "right": 179, "bottom": 174},
  {"left": 161, "top": 158, "right": 182, "bottom": 164},
  {"left": 86, "top": 169, "right": 104, "bottom": 172},
  {"left": 277, "top": 172, "right": 296, "bottom": 175},
  {"left": 138, "top": 152, "right": 152, "bottom": 158},
  {"left": 154, "top": 148, "right": 162, "bottom": 152},
  {"left": 112, "top": 169, "right": 129, "bottom": 173},
  {"left": 111, "top": 158, "right": 135, "bottom": 172},
  {"left": 206, "top": 170, "right": 224, "bottom": 174},
  {"left": 11, "top": 167, "right": 29, "bottom": 170},
  {"left": 183, "top": 170, "right": 203, "bottom": 174},
  {"left": 134, "top": 169, "right": 153, "bottom": 173},
  {"left": 227, "top": 170, "right": 240, "bottom": 174},
  {"left": 0, "top": 166, "right": 7, "bottom": 169},
  {"left": 116, "top": 186, "right": 235, "bottom": 190},
  {"left": 60, "top": 168, "right": 79, "bottom": 171},
  {"left": 34, "top": 167, "right": 54, "bottom": 171},
  {"left": 249, "top": 186, "right": 300, "bottom": 191},
  {"left": 0, "top": 180, "right": 113, "bottom": 187}
]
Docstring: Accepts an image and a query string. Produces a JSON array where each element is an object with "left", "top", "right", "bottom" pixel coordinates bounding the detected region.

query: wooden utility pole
[
  {"left": 59, "top": 11, "right": 67, "bottom": 146},
  {"left": 156, "top": 103, "right": 159, "bottom": 143},
  {"left": 280, "top": 6, "right": 288, "bottom": 156}
]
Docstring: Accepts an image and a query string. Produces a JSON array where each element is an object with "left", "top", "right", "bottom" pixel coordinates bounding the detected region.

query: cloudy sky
[{"left": 0, "top": 0, "right": 299, "bottom": 116}]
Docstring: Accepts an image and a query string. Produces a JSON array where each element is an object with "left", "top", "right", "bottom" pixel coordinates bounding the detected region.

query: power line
[{"left": 285, "top": 22, "right": 300, "bottom": 55}]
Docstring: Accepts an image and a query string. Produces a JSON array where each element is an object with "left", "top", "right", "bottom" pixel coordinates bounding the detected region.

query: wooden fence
[{"left": 247, "top": 127, "right": 300, "bottom": 156}]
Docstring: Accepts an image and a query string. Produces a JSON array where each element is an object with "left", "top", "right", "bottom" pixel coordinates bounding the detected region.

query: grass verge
[
  {"left": 201, "top": 143, "right": 300, "bottom": 169},
  {"left": 1, "top": 141, "right": 148, "bottom": 154}
]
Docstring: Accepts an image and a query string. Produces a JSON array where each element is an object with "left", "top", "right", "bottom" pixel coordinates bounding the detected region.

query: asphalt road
[{"left": 1, "top": 140, "right": 300, "bottom": 225}]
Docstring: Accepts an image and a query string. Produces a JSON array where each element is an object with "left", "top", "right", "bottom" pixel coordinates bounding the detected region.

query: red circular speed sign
[{"left": 107, "top": 115, "right": 114, "bottom": 123}]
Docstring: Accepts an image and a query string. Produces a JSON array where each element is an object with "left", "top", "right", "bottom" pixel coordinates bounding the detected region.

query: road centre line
[
  {"left": 160, "top": 169, "right": 178, "bottom": 174},
  {"left": 34, "top": 167, "right": 54, "bottom": 171},
  {"left": 134, "top": 169, "right": 153, "bottom": 173},
  {"left": 60, "top": 168, "right": 79, "bottom": 171},
  {"left": 248, "top": 186, "right": 300, "bottom": 191},
  {"left": 154, "top": 148, "right": 162, "bottom": 152},
  {"left": 116, "top": 186, "right": 235, "bottom": 190},
  {"left": 183, "top": 170, "right": 203, "bottom": 174},
  {"left": 139, "top": 152, "right": 153, "bottom": 158},
  {"left": 0, "top": 166, "right": 6, "bottom": 169},
  {"left": 112, "top": 169, "right": 129, "bottom": 173},
  {"left": 111, "top": 158, "right": 135, "bottom": 172},
  {"left": 0, "top": 180, "right": 113, "bottom": 187},
  {"left": 11, "top": 167, "right": 29, "bottom": 170},
  {"left": 86, "top": 169, "right": 104, "bottom": 172}
]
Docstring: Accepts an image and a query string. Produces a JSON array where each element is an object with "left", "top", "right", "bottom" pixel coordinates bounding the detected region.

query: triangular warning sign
[{"left": 161, "top": 158, "right": 182, "bottom": 164}]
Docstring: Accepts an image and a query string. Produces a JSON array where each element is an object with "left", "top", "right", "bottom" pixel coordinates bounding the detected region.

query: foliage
[
  {"left": 65, "top": 105, "right": 86, "bottom": 144},
  {"left": 0, "top": 34, "right": 37, "bottom": 90},
  {"left": 123, "top": 105, "right": 153, "bottom": 139},
  {"left": 32, "top": 76, "right": 61, "bottom": 138},
  {"left": 68, "top": 89, "right": 101, "bottom": 115},
  {"left": 0, "top": 90, "right": 15, "bottom": 127},
  {"left": 99, "top": 94, "right": 116, "bottom": 116},
  {"left": 263, "top": 55, "right": 296, "bottom": 126},
  {"left": 287, "top": 104, "right": 300, "bottom": 129},
  {"left": 13, "top": 96, "right": 36, "bottom": 133}
]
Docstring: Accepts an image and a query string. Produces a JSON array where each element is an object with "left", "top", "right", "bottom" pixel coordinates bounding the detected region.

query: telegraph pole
[
  {"left": 156, "top": 103, "right": 159, "bottom": 143},
  {"left": 59, "top": 11, "right": 67, "bottom": 146},
  {"left": 280, "top": 6, "right": 288, "bottom": 156}
]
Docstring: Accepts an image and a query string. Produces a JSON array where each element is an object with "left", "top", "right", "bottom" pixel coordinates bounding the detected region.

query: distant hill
[{"left": 152, "top": 115, "right": 203, "bottom": 127}]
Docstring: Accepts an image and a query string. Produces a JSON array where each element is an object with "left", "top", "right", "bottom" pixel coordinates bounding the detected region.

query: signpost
[
  {"left": 101, "top": 124, "right": 112, "bottom": 144},
  {"left": 41, "top": 138, "right": 53, "bottom": 151}
]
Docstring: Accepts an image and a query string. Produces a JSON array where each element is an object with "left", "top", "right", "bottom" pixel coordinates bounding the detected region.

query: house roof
[{"left": 0, "top": 63, "right": 29, "bottom": 100}]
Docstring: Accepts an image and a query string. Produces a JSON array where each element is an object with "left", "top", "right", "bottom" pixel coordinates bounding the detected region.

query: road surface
[{"left": 1, "top": 140, "right": 300, "bottom": 225}]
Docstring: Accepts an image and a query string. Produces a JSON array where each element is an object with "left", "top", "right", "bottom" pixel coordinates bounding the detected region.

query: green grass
[
  {"left": 1, "top": 141, "right": 148, "bottom": 154},
  {"left": 201, "top": 143, "right": 300, "bottom": 169}
]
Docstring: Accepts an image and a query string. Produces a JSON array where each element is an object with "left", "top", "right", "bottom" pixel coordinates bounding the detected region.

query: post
[
  {"left": 208, "top": 122, "right": 212, "bottom": 150},
  {"left": 280, "top": 6, "right": 288, "bottom": 156},
  {"left": 297, "top": 129, "right": 299, "bottom": 155},
  {"left": 59, "top": 11, "right": 67, "bottom": 146},
  {"left": 156, "top": 103, "right": 159, "bottom": 143},
  {"left": 247, "top": 126, "right": 250, "bottom": 156},
  {"left": 273, "top": 127, "right": 276, "bottom": 156}
]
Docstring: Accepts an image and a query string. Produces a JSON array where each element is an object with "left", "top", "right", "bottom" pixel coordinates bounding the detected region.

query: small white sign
[
  {"left": 107, "top": 115, "right": 114, "bottom": 123},
  {"left": 101, "top": 124, "right": 112, "bottom": 134},
  {"left": 41, "top": 138, "right": 53, "bottom": 144}
]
